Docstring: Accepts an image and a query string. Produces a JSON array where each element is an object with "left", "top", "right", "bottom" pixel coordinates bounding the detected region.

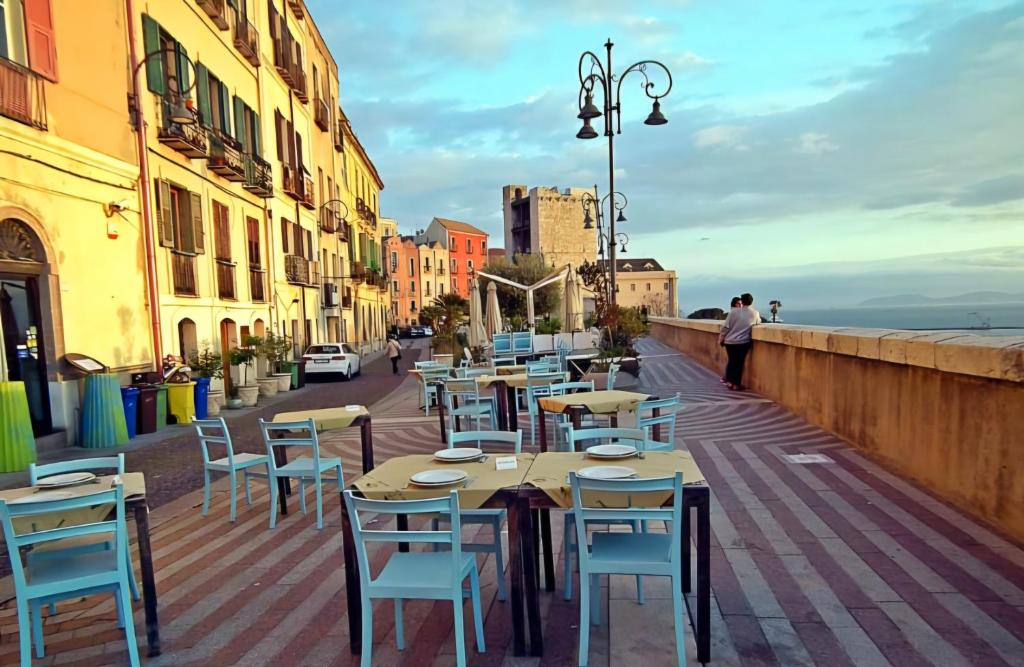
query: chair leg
[
  {"left": 361, "top": 597, "right": 374, "bottom": 667},
  {"left": 115, "top": 588, "right": 125, "bottom": 628},
  {"left": 128, "top": 553, "right": 141, "bottom": 601},
  {"left": 31, "top": 600, "right": 44, "bottom": 659},
  {"left": 229, "top": 469, "right": 238, "bottom": 523},
  {"left": 394, "top": 598, "right": 405, "bottom": 650},
  {"left": 314, "top": 477, "right": 324, "bottom": 530},
  {"left": 563, "top": 513, "right": 574, "bottom": 601},
  {"left": 590, "top": 574, "right": 601, "bottom": 626},
  {"left": 671, "top": 575, "right": 686, "bottom": 667},
  {"left": 244, "top": 470, "right": 254, "bottom": 506},
  {"left": 202, "top": 468, "right": 211, "bottom": 517},
  {"left": 633, "top": 520, "right": 645, "bottom": 604},
  {"left": 298, "top": 479, "right": 308, "bottom": 515},
  {"left": 120, "top": 584, "right": 141, "bottom": 667},
  {"left": 453, "top": 590, "right": 467, "bottom": 667},
  {"left": 268, "top": 475, "right": 278, "bottom": 529},
  {"left": 469, "top": 567, "right": 486, "bottom": 653},
  {"left": 578, "top": 571, "right": 591, "bottom": 667},
  {"left": 17, "top": 597, "right": 32, "bottom": 667},
  {"left": 492, "top": 516, "right": 507, "bottom": 602}
]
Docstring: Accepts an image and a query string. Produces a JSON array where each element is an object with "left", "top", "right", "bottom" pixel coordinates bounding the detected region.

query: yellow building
[
  {"left": 600, "top": 258, "right": 679, "bottom": 316},
  {"left": 0, "top": 0, "right": 152, "bottom": 441}
]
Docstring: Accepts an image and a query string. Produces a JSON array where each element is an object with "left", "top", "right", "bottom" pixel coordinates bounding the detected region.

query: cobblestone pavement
[{"left": 1, "top": 337, "right": 1023, "bottom": 666}]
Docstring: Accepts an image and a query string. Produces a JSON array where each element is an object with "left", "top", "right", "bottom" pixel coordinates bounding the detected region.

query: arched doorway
[
  {"left": 0, "top": 218, "right": 53, "bottom": 435},
  {"left": 178, "top": 318, "right": 198, "bottom": 361},
  {"left": 219, "top": 318, "right": 237, "bottom": 395}
]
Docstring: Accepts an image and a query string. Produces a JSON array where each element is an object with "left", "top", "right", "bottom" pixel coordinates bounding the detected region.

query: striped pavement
[{"left": 1, "top": 337, "right": 1023, "bottom": 665}]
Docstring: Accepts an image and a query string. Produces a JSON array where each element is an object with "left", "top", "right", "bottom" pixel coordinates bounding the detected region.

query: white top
[{"left": 720, "top": 306, "right": 761, "bottom": 344}]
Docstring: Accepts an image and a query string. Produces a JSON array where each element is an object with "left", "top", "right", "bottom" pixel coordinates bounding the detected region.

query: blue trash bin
[
  {"left": 120, "top": 386, "right": 140, "bottom": 439},
  {"left": 194, "top": 377, "right": 210, "bottom": 420}
]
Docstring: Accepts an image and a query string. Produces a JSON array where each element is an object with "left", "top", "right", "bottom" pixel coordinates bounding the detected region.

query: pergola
[{"left": 475, "top": 264, "right": 571, "bottom": 328}]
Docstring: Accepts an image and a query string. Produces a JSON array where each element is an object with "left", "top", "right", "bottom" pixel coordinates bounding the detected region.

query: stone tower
[{"left": 502, "top": 184, "right": 597, "bottom": 270}]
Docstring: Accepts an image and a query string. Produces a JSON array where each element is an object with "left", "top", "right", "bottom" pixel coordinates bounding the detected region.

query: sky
[{"left": 308, "top": 0, "right": 1024, "bottom": 311}]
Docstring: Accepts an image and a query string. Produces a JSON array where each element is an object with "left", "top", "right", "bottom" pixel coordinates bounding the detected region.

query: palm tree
[{"left": 423, "top": 293, "right": 468, "bottom": 357}]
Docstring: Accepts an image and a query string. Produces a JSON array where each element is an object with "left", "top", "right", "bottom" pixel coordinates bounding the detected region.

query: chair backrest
[
  {"left": 526, "top": 358, "right": 560, "bottom": 375},
  {"left": 461, "top": 368, "right": 491, "bottom": 378},
  {"left": 491, "top": 356, "right": 516, "bottom": 367},
  {"left": 415, "top": 360, "right": 443, "bottom": 370},
  {"left": 420, "top": 367, "right": 451, "bottom": 385},
  {"left": 555, "top": 334, "right": 573, "bottom": 352},
  {"left": 192, "top": 418, "right": 237, "bottom": 466},
  {"left": 606, "top": 363, "right": 620, "bottom": 390},
  {"left": 638, "top": 394, "right": 682, "bottom": 448},
  {"left": 448, "top": 429, "right": 522, "bottom": 453},
  {"left": 29, "top": 454, "right": 125, "bottom": 486},
  {"left": 343, "top": 490, "right": 463, "bottom": 586},
  {"left": 444, "top": 379, "right": 483, "bottom": 407},
  {"left": 493, "top": 333, "right": 513, "bottom": 354},
  {"left": 0, "top": 481, "right": 128, "bottom": 592},
  {"left": 570, "top": 472, "right": 683, "bottom": 569},
  {"left": 548, "top": 380, "right": 594, "bottom": 396},
  {"left": 564, "top": 426, "right": 647, "bottom": 452},
  {"left": 259, "top": 419, "right": 322, "bottom": 474},
  {"left": 511, "top": 331, "right": 532, "bottom": 353},
  {"left": 525, "top": 372, "right": 566, "bottom": 414}
]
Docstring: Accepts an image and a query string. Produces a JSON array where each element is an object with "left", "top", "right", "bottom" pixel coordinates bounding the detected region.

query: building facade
[
  {"left": 502, "top": 184, "right": 597, "bottom": 270},
  {"left": 421, "top": 217, "right": 487, "bottom": 299},
  {"left": 599, "top": 258, "right": 679, "bottom": 317},
  {"left": 384, "top": 235, "right": 419, "bottom": 327},
  {"left": 0, "top": 0, "right": 387, "bottom": 444}
]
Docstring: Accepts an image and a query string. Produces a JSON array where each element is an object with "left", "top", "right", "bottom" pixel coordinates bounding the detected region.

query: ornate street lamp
[
  {"left": 575, "top": 39, "right": 672, "bottom": 305},
  {"left": 580, "top": 186, "right": 630, "bottom": 302}
]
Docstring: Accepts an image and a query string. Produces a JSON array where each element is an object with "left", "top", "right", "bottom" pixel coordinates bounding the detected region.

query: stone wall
[{"left": 649, "top": 317, "right": 1024, "bottom": 543}]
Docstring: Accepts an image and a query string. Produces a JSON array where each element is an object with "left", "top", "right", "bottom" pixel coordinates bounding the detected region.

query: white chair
[
  {"left": 194, "top": 418, "right": 269, "bottom": 522},
  {"left": 259, "top": 418, "right": 343, "bottom": 530},
  {"left": 444, "top": 378, "right": 498, "bottom": 432}
]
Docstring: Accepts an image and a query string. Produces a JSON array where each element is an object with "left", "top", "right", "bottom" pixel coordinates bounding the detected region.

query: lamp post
[
  {"left": 576, "top": 39, "right": 672, "bottom": 306},
  {"left": 580, "top": 185, "right": 630, "bottom": 303}
]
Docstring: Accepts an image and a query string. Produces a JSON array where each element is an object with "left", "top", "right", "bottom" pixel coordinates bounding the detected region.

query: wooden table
[
  {"left": 472, "top": 372, "right": 568, "bottom": 432},
  {"left": 0, "top": 473, "right": 162, "bottom": 657},
  {"left": 271, "top": 406, "right": 374, "bottom": 516},
  {"left": 535, "top": 389, "right": 652, "bottom": 453},
  {"left": 341, "top": 453, "right": 713, "bottom": 663}
]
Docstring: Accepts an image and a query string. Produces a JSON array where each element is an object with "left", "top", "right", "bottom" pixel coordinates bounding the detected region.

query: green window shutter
[
  {"left": 195, "top": 64, "right": 210, "bottom": 126},
  {"left": 142, "top": 15, "right": 165, "bottom": 95},
  {"left": 175, "top": 42, "right": 190, "bottom": 94},
  {"left": 189, "top": 192, "right": 205, "bottom": 254},
  {"left": 233, "top": 96, "right": 245, "bottom": 148},
  {"left": 252, "top": 111, "right": 262, "bottom": 157},
  {"left": 156, "top": 179, "right": 174, "bottom": 247}
]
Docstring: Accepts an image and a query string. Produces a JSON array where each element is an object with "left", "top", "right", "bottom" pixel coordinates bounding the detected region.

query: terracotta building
[{"left": 420, "top": 217, "right": 488, "bottom": 298}]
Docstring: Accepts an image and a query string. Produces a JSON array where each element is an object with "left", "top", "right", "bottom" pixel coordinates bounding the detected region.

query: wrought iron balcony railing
[
  {"left": 197, "top": 0, "right": 229, "bottom": 29},
  {"left": 172, "top": 252, "right": 198, "bottom": 296},
  {"left": 231, "top": 11, "right": 260, "bottom": 66},
  {"left": 208, "top": 131, "right": 246, "bottom": 181},
  {"left": 242, "top": 153, "right": 273, "bottom": 197},
  {"left": 157, "top": 95, "right": 206, "bottom": 158},
  {"left": 285, "top": 254, "right": 310, "bottom": 285}
]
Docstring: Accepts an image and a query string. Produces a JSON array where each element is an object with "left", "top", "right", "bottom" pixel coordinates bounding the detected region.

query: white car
[{"left": 302, "top": 343, "right": 361, "bottom": 380}]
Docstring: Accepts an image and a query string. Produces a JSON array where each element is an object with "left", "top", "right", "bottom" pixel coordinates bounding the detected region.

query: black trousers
[
  {"left": 724, "top": 342, "right": 752, "bottom": 386},
  {"left": 390, "top": 357, "right": 399, "bottom": 374}
]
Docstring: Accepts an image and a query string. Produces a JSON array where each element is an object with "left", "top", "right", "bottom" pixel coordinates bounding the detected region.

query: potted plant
[
  {"left": 260, "top": 333, "right": 294, "bottom": 392},
  {"left": 188, "top": 346, "right": 225, "bottom": 417},
  {"left": 229, "top": 335, "right": 261, "bottom": 407}
]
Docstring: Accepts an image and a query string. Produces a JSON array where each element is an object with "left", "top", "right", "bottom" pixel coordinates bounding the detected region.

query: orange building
[
  {"left": 421, "top": 217, "right": 488, "bottom": 298},
  {"left": 385, "top": 235, "right": 420, "bottom": 326}
]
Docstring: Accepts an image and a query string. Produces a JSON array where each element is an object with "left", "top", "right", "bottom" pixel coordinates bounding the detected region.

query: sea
[{"left": 769, "top": 303, "right": 1024, "bottom": 336}]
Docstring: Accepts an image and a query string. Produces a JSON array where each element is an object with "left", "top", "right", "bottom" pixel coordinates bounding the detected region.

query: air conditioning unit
[{"left": 323, "top": 282, "right": 339, "bottom": 307}]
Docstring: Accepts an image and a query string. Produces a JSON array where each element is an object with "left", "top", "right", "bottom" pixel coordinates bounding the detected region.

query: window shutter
[
  {"left": 274, "top": 110, "right": 283, "bottom": 161},
  {"left": 233, "top": 96, "right": 245, "bottom": 148},
  {"left": 175, "top": 43, "right": 191, "bottom": 94},
  {"left": 281, "top": 218, "right": 289, "bottom": 254},
  {"left": 252, "top": 111, "right": 262, "bottom": 156},
  {"left": 24, "top": 0, "right": 58, "bottom": 81},
  {"left": 156, "top": 179, "right": 174, "bottom": 247},
  {"left": 189, "top": 192, "right": 205, "bottom": 254},
  {"left": 142, "top": 15, "right": 165, "bottom": 95},
  {"left": 306, "top": 230, "right": 313, "bottom": 260},
  {"left": 293, "top": 128, "right": 302, "bottom": 171},
  {"left": 195, "top": 64, "right": 211, "bottom": 126},
  {"left": 219, "top": 82, "right": 232, "bottom": 137}
]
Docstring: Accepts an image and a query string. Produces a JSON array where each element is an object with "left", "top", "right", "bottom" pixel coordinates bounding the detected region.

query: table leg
[
  {"left": 132, "top": 502, "right": 160, "bottom": 657},
  {"left": 495, "top": 383, "right": 509, "bottom": 431},
  {"left": 273, "top": 444, "right": 289, "bottom": 516},
  {"left": 652, "top": 406, "right": 662, "bottom": 442},
  {"left": 397, "top": 513, "right": 410, "bottom": 553},
  {"left": 540, "top": 509, "right": 555, "bottom": 592},
  {"left": 507, "top": 497, "right": 526, "bottom": 656},
  {"left": 697, "top": 493, "right": 711, "bottom": 663},
  {"left": 342, "top": 502, "right": 362, "bottom": 655},
  {"left": 538, "top": 407, "right": 548, "bottom": 453},
  {"left": 682, "top": 502, "right": 692, "bottom": 594},
  {"left": 519, "top": 499, "right": 544, "bottom": 656},
  {"left": 359, "top": 417, "right": 374, "bottom": 474},
  {"left": 435, "top": 382, "right": 447, "bottom": 444},
  {"left": 506, "top": 384, "right": 518, "bottom": 433},
  {"left": 452, "top": 396, "right": 461, "bottom": 432}
]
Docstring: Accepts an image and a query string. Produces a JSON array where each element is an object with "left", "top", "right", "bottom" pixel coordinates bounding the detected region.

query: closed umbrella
[
  {"left": 485, "top": 281, "right": 503, "bottom": 340},
  {"left": 468, "top": 279, "right": 486, "bottom": 349},
  {"left": 562, "top": 270, "right": 583, "bottom": 332}
]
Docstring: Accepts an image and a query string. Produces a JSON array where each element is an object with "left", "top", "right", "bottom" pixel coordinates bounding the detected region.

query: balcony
[
  {"left": 350, "top": 261, "right": 365, "bottom": 282},
  {"left": 231, "top": 11, "right": 260, "bottom": 67},
  {"left": 242, "top": 153, "right": 273, "bottom": 197},
  {"left": 300, "top": 172, "right": 315, "bottom": 210},
  {"left": 172, "top": 252, "right": 197, "bottom": 296},
  {"left": 0, "top": 57, "right": 46, "bottom": 130},
  {"left": 314, "top": 98, "right": 330, "bottom": 131},
  {"left": 282, "top": 163, "right": 302, "bottom": 200},
  {"left": 291, "top": 64, "right": 308, "bottom": 102},
  {"left": 208, "top": 131, "right": 245, "bottom": 181},
  {"left": 249, "top": 267, "right": 266, "bottom": 302},
  {"left": 436, "top": 266, "right": 445, "bottom": 276},
  {"left": 320, "top": 207, "right": 337, "bottom": 233},
  {"left": 422, "top": 264, "right": 431, "bottom": 273},
  {"left": 197, "top": 0, "right": 229, "bottom": 29},
  {"left": 341, "top": 294, "right": 352, "bottom": 309},
  {"left": 273, "top": 41, "right": 294, "bottom": 86},
  {"left": 216, "top": 261, "right": 236, "bottom": 300},
  {"left": 285, "top": 254, "right": 310, "bottom": 285},
  {"left": 156, "top": 96, "right": 206, "bottom": 158},
  {"left": 310, "top": 260, "right": 321, "bottom": 286},
  {"left": 334, "top": 118, "right": 344, "bottom": 151},
  {"left": 287, "top": 0, "right": 303, "bottom": 19}
]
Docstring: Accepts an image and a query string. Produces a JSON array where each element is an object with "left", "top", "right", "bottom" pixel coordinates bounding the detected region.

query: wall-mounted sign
[{"left": 64, "top": 353, "right": 107, "bottom": 374}]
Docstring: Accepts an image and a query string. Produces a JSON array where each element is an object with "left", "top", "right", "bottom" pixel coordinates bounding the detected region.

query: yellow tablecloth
[
  {"left": 496, "top": 365, "right": 527, "bottom": 376},
  {"left": 0, "top": 472, "right": 147, "bottom": 534},
  {"left": 523, "top": 451, "right": 704, "bottom": 509},
  {"left": 274, "top": 406, "right": 369, "bottom": 431},
  {"left": 538, "top": 389, "right": 650, "bottom": 415},
  {"left": 351, "top": 453, "right": 535, "bottom": 509},
  {"left": 475, "top": 372, "right": 568, "bottom": 390}
]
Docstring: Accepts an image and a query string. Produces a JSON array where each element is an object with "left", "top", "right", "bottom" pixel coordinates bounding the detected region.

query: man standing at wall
[{"left": 718, "top": 293, "right": 761, "bottom": 391}]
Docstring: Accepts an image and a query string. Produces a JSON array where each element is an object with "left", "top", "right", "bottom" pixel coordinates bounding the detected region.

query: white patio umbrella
[
  {"left": 484, "top": 280, "right": 503, "bottom": 340},
  {"left": 561, "top": 269, "right": 583, "bottom": 332},
  {"left": 468, "top": 278, "right": 487, "bottom": 349}
]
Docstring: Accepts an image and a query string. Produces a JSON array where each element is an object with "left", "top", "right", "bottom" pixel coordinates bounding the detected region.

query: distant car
[
  {"left": 409, "top": 326, "right": 427, "bottom": 338},
  {"left": 302, "top": 343, "right": 361, "bottom": 380},
  {"left": 421, "top": 325, "right": 434, "bottom": 336}
]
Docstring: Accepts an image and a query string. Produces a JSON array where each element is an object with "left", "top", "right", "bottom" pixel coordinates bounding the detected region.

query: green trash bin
[
  {"left": 0, "top": 381, "right": 36, "bottom": 472},
  {"left": 155, "top": 384, "right": 168, "bottom": 429},
  {"left": 284, "top": 361, "right": 298, "bottom": 390}
]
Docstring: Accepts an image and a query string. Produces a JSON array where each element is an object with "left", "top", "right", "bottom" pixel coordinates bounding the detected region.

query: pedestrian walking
[
  {"left": 386, "top": 335, "right": 402, "bottom": 375},
  {"left": 719, "top": 293, "right": 760, "bottom": 391}
]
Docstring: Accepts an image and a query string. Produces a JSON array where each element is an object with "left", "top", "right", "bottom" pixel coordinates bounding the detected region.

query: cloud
[
  {"left": 692, "top": 125, "right": 749, "bottom": 150},
  {"left": 795, "top": 132, "right": 838, "bottom": 154}
]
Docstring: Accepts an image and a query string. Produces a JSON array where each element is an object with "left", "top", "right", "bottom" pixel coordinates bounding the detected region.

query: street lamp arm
[
  {"left": 578, "top": 50, "right": 608, "bottom": 89},
  {"left": 614, "top": 60, "right": 673, "bottom": 133},
  {"left": 320, "top": 198, "right": 350, "bottom": 220}
]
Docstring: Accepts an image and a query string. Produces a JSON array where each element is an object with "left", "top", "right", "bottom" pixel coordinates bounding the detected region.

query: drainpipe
[{"left": 126, "top": 0, "right": 162, "bottom": 370}]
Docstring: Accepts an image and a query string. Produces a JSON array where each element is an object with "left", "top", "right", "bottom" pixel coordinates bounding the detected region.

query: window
[
  {"left": 481, "top": 240, "right": 486, "bottom": 253},
  {"left": 630, "top": 283, "right": 636, "bottom": 292},
  {"left": 467, "top": 259, "right": 474, "bottom": 272},
  {"left": 452, "top": 278, "right": 458, "bottom": 293},
  {"left": 246, "top": 217, "right": 261, "bottom": 268},
  {"left": 197, "top": 66, "right": 232, "bottom": 135},
  {"left": 393, "top": 280, "right": 399, "bottom": 292},
  {"left": 408, "top": 257, "right": 415, "bottom": 275},
  {"left": 0, "top": 0, "right": 27, "bottom": 66},
  {"left": 646, "top": 283, "right": 651, "bottom": 292},
  {"left": 280, "top": 217, "right": 290, "bottom": 253},
  {"left": 465, "top": 238, "right": 472, "bottom": 253},
  {"left": 143, "top": 16, "right": 189, "bottom": 98},
  {"left": 212, "top": 200, "right": 230, "bottom": 260},
  {"left": 411, "top": 280, "right": 415, "bottom": 293},
  {"left": 451, "top": 258, "right": 457, "bottom": 273},
  {"left": 450, "top": 235, "right": 456, "bottom": 249},
  {"left": 390, "top": 251, "right": 397, "bottom": 272},
  {"left": 664, "top": 282, "right": 669, "bottom": 291},
  {"left": 155, "top": 179, "right": 204, "bottom": 254}
]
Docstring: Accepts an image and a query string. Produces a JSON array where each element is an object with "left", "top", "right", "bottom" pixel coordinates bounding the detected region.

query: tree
[
  {"left": 423, "top": 293, "right": 468, "bottom": 357},
  {"left": 481, "top": 253, "right": 562, "bottom": 325},
  {"left": 641, "top": 292, "right": 668, "bottom": 317}
]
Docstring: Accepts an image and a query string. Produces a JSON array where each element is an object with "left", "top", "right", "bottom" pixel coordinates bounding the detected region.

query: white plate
[
  {"left": 434, "top": 448, "right": 483, "bottom": 462},
  {"left": 35, "top": 472, "right": 96, "bottom": 488},
  {"left": 586, "top": 444, "right": 638, "bottom": 459},
  {"left": 576, "top": 466, "right": 637, "bottom": 480},
  {"left": 9, "top": 490, "right": 77, "bottom": 504},
  {"left": 345, "top": 405, "right": 361, "bottom": 411},
  {"left": 410, "top": 469, "right": 469, "bottom": 486}
]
